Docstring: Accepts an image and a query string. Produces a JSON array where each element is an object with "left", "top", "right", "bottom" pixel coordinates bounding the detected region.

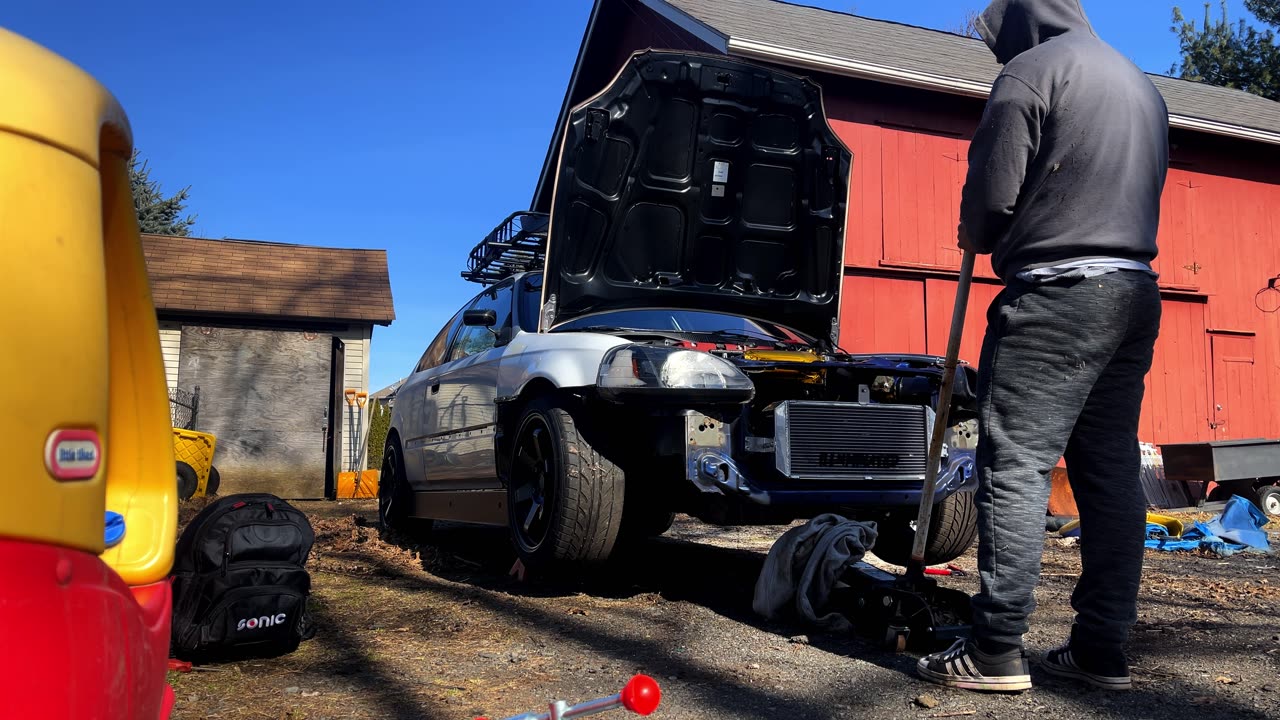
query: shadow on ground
[
  {"left": 327, "top": 525, "right": 876, "bottom": 719},
  {"left": 360, "top": 518, "right": 1276, "bottom": 720}
]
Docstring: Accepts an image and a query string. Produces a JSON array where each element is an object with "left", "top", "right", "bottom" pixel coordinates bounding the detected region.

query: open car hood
[{"left": 541, "top": 50, "right": 853, "bottom": 346}]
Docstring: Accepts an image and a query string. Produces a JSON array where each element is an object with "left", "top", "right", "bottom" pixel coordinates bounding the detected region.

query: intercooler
[{"left": 774, "top": 401, "right": 932, "bottom": 480}]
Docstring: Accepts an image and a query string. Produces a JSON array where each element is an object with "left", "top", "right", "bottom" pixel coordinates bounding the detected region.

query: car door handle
[{"left": 431, "top": 382, "right": 440, "bottom": 394}]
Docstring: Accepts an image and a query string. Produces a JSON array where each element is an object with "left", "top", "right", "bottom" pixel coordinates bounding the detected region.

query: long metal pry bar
[{"left": 908, "top": 250, "right": 977, "bottom": 575}]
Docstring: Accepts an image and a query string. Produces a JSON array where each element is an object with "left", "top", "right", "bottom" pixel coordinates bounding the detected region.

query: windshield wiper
[
  {"left": 562, "top": 325, "right": 648, "bottom": 334},
  {"left": 702, "top": 329, "right": 804, "bottom": 347}
]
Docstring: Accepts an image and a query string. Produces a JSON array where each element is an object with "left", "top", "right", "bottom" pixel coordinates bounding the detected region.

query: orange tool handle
[
  {"left": 356, "top": 392, "right": 368, "bottom": 408},
  {"left": 344, "top": 389, "right": 357, "bottom": 406}
]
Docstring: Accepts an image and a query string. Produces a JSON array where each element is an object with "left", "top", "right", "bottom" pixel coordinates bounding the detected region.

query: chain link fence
[{"left": 169, "top": 385, "right": 200, "bottom": 430}]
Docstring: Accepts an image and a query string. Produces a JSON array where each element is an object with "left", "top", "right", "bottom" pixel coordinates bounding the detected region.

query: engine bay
[{"left": 599, "top": 331, "right": 979, "bottom": 430}]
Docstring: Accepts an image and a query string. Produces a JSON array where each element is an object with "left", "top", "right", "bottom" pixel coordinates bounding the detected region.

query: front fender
[{"left": 496, "top": 330, "right": 631, "bottom": 399}]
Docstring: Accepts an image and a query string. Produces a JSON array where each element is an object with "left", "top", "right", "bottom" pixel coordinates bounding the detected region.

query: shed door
[
  {"left": 1210, "top": 334, "right": 1257, "bottom": 441},
  {"left": 178, "top": 326, "right": 336, "bottom": 498}
]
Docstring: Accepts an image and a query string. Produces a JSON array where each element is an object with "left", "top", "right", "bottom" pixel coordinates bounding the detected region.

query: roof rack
[{"left": 461, "top": 211, "right": 551, "bottom": 285}]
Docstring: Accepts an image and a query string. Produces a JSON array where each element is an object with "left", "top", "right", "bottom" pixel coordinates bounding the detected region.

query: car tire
[
  {"left": 205, "top": 466, "right": 221, "bottom": 496},
  {"left": 379, "top": 437, "right": 432, "bottom": 536},
  {"left": 870, "top": 490, "right": 979, "bottom": 568},
  {"left": 619, "top": 507, "right": 677, "bottom": 544},
  {"left": 176, "top": 462, "right": 198, "bottom": 500},
  {"left": 637, "top": 509, "right": 677, "bottom": 538},
  {"left": 1257, "top": 485, "right": 1280, "bottom": 518},
  {"left": 507, "top": 396, "right": 625, "bottom": 571}
]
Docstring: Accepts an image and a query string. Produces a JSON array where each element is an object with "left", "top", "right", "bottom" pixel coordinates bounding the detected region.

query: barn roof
[
  {"left": 650, "top": 0, "right": 1280, "bottom": 143},
  {"left": 142, "top": 234, "right": 395, "bottom": 325},
  {"left": 533, "top": 0, "right": 1280, "bottom": 211}
]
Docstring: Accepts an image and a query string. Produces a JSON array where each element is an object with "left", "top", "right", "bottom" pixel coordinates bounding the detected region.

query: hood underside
[{"left": 541, "top": 50, "right": 854, "bottom": 345}]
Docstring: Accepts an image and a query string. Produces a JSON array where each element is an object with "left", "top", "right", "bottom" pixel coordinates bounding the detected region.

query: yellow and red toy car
[{"left": 0, "top": 27, "right": 179, "bottom": 720}]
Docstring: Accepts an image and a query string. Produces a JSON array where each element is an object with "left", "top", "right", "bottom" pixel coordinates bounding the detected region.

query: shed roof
[
  {"left": 649, "top": 0, "right": 1280, "bottom": 144},
  {"left": 142, "top": 234, "right": 395, "bottom": 325},
  {"left": 371, "top": 378, "right": 405, "bottom": 401}
]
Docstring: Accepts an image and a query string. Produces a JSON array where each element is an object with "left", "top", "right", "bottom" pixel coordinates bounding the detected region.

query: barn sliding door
[{"left": 178, "top": 326, "right": 337, "bottom": 499}]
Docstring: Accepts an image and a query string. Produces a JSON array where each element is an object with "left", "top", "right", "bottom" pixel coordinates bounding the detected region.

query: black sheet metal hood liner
[{"left": 541, "top": 50, "right": 854, "bottom": 345}]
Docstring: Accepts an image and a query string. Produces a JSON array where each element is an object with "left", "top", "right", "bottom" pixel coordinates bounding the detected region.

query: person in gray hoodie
[{"left": 915, "top": 0, "right": 1168, "bottom": 693}]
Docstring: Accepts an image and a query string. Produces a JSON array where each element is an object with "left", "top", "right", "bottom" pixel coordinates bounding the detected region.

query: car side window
[
  {"left": 416, "top": 309, "right": 464, "bottom": 374},
  {"left": 517, "top": 274, "right": 543, "bottom": 333},
  {"left": 449, "top": 281, "right": 514, "bottom": 363}
]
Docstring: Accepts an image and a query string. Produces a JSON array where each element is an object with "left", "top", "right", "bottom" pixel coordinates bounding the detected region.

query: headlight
[{"left": 597, "top": 345, "right": 754, "bottom": 403}]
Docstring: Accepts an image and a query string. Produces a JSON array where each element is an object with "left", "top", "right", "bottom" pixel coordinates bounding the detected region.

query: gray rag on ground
[{"left": 752, "top": 514, "right": 878, "bottom": 631}]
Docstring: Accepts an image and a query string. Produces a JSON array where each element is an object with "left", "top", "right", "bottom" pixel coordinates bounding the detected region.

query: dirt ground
[{"left": 169, "top": 499, "right": 1280, "bottom": 720}]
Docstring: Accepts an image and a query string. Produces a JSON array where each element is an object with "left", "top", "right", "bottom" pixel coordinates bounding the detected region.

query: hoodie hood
[{"left": 977, "top": 0, "right": 1096, "bottom": 64}]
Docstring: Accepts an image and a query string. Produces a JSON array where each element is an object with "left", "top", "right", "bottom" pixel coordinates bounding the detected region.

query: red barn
[{"left": 532, "top": 0, "right": 1280, "bottom": 448}]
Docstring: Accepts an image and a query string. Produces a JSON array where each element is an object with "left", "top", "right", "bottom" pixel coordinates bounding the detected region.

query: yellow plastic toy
[
  {"left": 1057, "top": 512, "right": 1186, "bottom": 539},
  {"left": 0, "top": 26, "right": 178, "bottom": 718},
  {"left": 173, "top": 427, "right": 219, "bottom": 498}
]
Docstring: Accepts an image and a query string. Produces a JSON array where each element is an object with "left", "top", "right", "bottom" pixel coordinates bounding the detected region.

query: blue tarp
[
  {"left": 1145, "top": 495, "right": 1273, "bottom": 557},
  {"left": 1205, "top": 495, "right": 1272, "bottom": 550}
]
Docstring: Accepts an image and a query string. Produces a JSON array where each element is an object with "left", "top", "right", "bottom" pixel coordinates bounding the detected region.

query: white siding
[
  {"left": 335, "top": 325, "right": 374, "bottom": 471},
  {"left": 159, "top": 322, "right": 182, "bottom": 390}
]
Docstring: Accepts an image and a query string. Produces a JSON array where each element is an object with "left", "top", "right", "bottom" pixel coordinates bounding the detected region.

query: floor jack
[{"left": 832, "top": 251, "right": 978, "bottom": 653}]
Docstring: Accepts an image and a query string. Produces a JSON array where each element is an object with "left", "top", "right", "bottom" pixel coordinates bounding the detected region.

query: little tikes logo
[
  {"left": 44, "top": 429, "right": 102, "bottom": 481},
  {"left": 237, "top": 613, "right": 288, "bottom": 631}
]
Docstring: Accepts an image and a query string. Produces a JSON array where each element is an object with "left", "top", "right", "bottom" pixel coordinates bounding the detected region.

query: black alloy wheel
[
  {"left": 510, "top": 414, "right": 557, "bottom": 555},
  {"left": 379, "top": 439, "right": 430, "bottom": 535}
]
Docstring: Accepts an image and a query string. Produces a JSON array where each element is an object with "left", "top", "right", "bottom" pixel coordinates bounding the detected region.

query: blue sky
[{"left": 1, "top": 0, "right": 1256, "bottom": 390}]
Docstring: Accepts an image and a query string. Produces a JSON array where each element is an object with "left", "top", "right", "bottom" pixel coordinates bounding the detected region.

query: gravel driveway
[{"left": 169, "top": 499, "right": 1279, "bottom": 720}]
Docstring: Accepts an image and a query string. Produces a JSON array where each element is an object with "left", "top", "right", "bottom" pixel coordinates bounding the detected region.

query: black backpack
[{"left": 170, "top": 493, "right": 316, "bottom": 662}]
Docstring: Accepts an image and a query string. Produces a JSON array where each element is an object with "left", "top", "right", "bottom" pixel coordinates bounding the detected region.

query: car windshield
[{"left": 554, "top": 309, "right": 809, "bottom": 345}]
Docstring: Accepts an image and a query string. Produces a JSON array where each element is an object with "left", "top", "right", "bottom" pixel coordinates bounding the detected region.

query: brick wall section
[{"left": 142, "top": 234, "right": 395, "bottom": 324}]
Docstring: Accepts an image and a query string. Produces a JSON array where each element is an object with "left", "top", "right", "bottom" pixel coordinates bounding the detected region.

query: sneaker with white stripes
[
  {"left": 916, "top": 639, "right": 1033, "bottom": 692},
  {"left": 1041, "top": 644, "right": 1132, "bottom": 690}
]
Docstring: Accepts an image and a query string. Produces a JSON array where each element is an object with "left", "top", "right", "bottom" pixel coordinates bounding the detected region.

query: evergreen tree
[
  {"left": 1172, "top": 1, "right": 1280, "bottom": 101},
  {"left": 130, "top": 150, "right": 197, "bottom": 236}
]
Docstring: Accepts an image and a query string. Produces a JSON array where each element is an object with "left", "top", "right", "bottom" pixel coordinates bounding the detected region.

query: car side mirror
[{"left": 463, "top": 309, "right": 498, "bottom": 327}]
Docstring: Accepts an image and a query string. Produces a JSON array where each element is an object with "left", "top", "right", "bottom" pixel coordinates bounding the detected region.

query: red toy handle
[
  {"left": 475, "top": 674, "right": 662, "bottom": 720},
  {"left": 620, "top": 675, "right": 661, "bottom": 715}
]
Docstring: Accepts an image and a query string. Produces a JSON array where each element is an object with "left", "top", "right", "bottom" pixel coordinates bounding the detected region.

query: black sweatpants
[{"left": 969, "top": 270, "right": 1162, "bottom": 657}]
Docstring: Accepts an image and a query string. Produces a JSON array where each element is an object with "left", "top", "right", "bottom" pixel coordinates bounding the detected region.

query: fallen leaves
[
  {"left": 171, "top": 503, "right": 1280, "bottom": 720},
  {"left": 915, "top": 694, "right": 941, "bottom": 709}
]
